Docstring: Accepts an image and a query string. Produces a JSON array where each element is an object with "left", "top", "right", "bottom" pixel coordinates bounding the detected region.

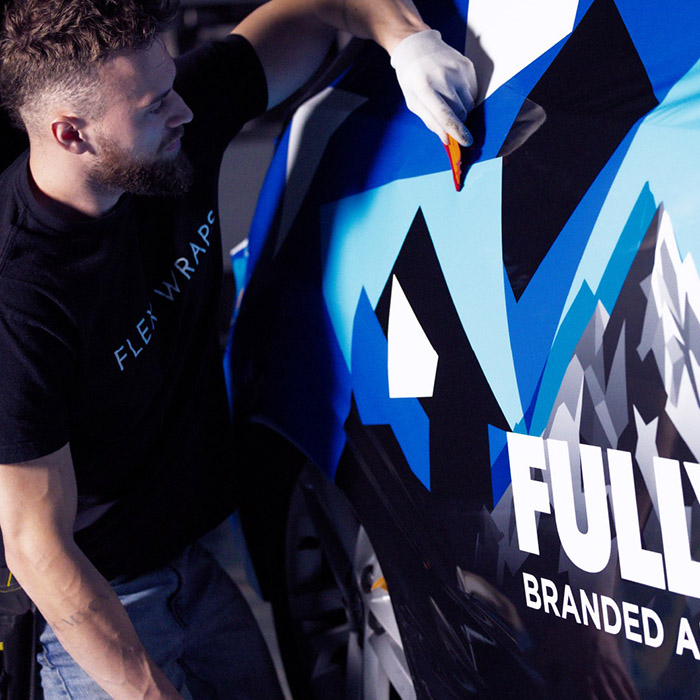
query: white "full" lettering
[{"left": 507, "top": 433, "right": 700, "bottom": 596}]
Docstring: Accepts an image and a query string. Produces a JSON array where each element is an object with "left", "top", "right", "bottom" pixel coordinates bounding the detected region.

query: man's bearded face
[{"left": 89, "top": 129, "right": 193, "bottom": 197}]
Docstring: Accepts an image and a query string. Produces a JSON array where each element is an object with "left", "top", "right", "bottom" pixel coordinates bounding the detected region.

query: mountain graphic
[{"left": 487, "top": 202, "right": 700, "bottom": 607}]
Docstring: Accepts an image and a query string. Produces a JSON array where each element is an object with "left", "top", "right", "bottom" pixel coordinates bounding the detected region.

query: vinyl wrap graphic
[{"left": 228, "top": 0, "right": 700, "bottom": 696}]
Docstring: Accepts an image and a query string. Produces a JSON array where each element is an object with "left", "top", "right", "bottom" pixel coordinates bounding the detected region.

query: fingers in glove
[
  {"left": 430, "top": 95, "right": 473, "bottom": 146},
  {"left": 391, "top": 29, "right": 477, "bottom": 146}
]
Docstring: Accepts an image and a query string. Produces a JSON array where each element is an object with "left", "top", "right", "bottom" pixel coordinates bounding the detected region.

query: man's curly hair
[{"left": 0, "top": 0, "right": 178, "bottom": 130}]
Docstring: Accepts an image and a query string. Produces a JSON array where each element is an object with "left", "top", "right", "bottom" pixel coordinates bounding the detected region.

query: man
[{"left": 0, "top": 0, "right": 477, "bottom": 698}]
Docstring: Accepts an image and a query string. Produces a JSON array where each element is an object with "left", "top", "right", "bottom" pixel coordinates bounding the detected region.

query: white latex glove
[{"left": 390, "top": 29, "right": 477, "bottom": 146}]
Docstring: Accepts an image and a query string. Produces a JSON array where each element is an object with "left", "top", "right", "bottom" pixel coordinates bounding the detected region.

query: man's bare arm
[
  {"left": 233, "top": 0, "right": 477, "bottom": 144},
  {"left": 0, "top": 444, "right": 182, "bottom": 700}
]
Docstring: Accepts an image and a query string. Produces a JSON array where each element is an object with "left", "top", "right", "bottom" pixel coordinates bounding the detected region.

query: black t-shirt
[{"left": 0, "top": 35, "right": 268, "bottom": 580}]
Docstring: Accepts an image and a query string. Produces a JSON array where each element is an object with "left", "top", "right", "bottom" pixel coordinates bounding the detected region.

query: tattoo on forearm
[{"left": 51, "top": 593, "right": 110, "bottom": 633}]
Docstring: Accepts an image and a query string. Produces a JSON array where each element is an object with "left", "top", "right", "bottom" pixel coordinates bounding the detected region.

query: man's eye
[{"left": 149, "top": 101, "right": 165, "bottom": 115}]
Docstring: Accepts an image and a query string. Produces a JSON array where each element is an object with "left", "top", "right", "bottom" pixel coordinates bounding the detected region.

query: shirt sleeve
[
  {"left": 174, "top": 34, "right": 269, "bottom": 156},
  {"left": 0, "top": 281, "right": 76, "bottom": 464}
]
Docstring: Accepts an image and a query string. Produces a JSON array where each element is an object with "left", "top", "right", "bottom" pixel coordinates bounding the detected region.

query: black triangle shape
[
  {"left": 501, "top": 0, "right": 659, "bottom": 299},
  {"left": 374, "top": 208, "right": 508, "bottom": 506}
]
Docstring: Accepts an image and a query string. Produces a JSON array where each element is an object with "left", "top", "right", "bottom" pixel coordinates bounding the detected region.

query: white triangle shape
[
  {"left": 388, "top": 276, "right": 439, "bottom": 398},
  {"left": 466, "top": 0, "right": 579, "bottom": 100}
]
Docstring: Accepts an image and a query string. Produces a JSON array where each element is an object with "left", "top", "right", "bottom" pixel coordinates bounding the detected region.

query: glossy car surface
[{"left": 227, "top": 1, "right": 700, "bottom": 697}]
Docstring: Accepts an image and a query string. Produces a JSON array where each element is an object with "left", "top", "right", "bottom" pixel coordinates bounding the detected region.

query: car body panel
[{"left": 227, "top": 1, "right": 700, "bottom": 697}]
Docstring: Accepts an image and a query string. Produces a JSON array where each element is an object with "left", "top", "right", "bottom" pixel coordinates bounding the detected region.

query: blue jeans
[{"left": 38, "top": 543, "right": 285, "bottom": 700}]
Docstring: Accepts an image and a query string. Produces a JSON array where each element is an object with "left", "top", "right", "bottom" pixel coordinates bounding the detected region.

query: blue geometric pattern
[
  {"left": 320, "top": 3, "right": 700, "bottom": 493},
  {"left": 232, "top": 0, "right": 700, "bottom": 497}
]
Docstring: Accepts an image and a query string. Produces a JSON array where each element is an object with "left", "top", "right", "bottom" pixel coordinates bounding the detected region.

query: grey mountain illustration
[{"left": 486, "top": 203, "right": 700, "bottom": 611}]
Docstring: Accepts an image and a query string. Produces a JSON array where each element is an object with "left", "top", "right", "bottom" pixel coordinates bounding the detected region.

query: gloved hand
[{"left": 390, "top": 29, "right": 478, "bottom": 146}]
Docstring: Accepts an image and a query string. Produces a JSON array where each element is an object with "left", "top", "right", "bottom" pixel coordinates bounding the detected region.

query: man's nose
[{"left": 167, "top": 91, "right": 193, "bottom": 128}]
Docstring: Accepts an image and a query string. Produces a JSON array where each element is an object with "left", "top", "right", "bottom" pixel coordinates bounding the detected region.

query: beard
[{"left": 89, "top": 132, "right": 194, "bottom": 197}]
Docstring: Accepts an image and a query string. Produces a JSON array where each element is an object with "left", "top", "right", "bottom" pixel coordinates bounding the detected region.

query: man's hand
[{"left": 390, "top": 29, "right": 478, "bottom": 146}]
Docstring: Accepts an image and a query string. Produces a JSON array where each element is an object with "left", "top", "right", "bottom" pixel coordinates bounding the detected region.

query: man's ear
[{"left": 50, "top": 117, "right": 92, "bottom": 154}]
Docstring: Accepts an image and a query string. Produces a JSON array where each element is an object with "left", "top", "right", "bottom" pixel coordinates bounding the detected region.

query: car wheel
[{"left": 284, "top": 462, "right": 416, "bottom": 700}]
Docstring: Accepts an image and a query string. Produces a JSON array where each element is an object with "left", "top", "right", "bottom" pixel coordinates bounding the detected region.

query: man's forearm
[
  {"left": 312, "top": 0, "right": 429, "bottom": 54},
  {"left": 235, "top": 0, "right": 477, "bottom": 143},
  {"left": 233, "top": 0, "right": 426, "bottom": 107},
  {"left": 9, "top": 539, "right": 181, "bottom": 700}
]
